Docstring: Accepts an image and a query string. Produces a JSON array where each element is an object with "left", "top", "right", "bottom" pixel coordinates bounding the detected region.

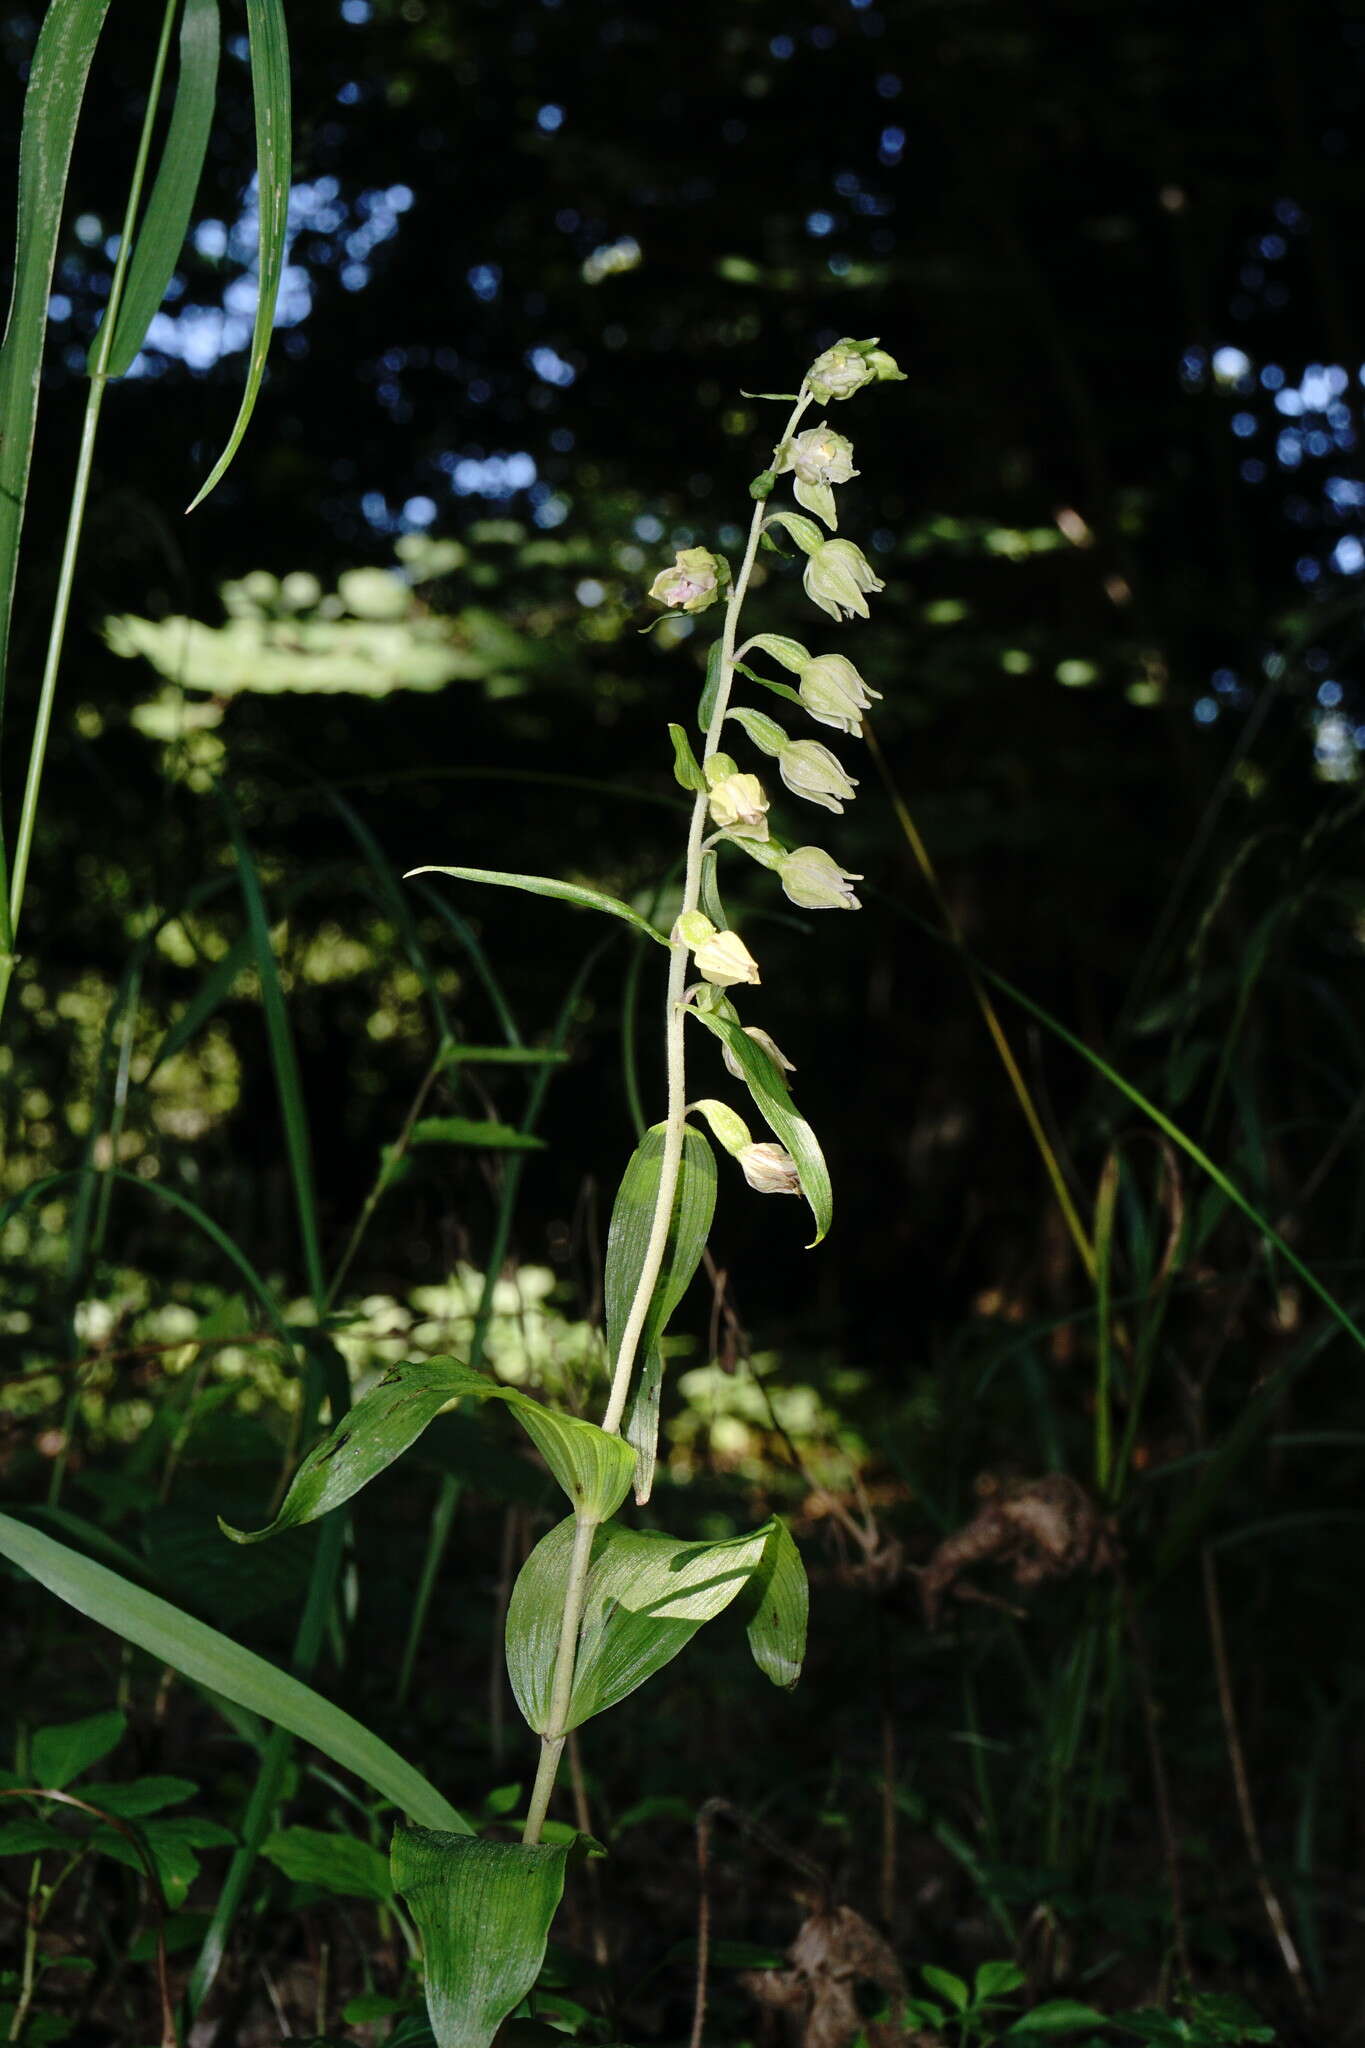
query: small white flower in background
[
  {"left": 707, "top": 771, "right": 769, "bottom": 838},
  {"left": 803, "top": 538, "right": 885, "bottom": 623},
  {"left": 776, "top": 423, "right": 858, "bottom": 530},
  {"left": 778, "top": 846, "right": 863, "bottom": 911},
  {"left": 797, "top": 652, "right": 882, "bottom": 734},
  {"left": 805, "top": 336, "right": 906, "bottom": 404},
  {"left": 648, "top": 546, "right": 730, "bottom": 614},
  {"left": 777, "top": 738, "right": 859, "bottom": 814},
  {"left": 723, "top": 1024, "right": 796, "bottom": 1081},
  {"left": 738, "top": 1143, "right": 802, "bottom": 1195}
]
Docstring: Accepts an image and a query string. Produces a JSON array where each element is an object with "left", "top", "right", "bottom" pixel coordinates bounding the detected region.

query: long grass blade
[
  {"left": 97, "top": 0, "right": 220, "bottom": 378},
  {"left": 185, "top": 0, "right": 290, "bottom": 509}
]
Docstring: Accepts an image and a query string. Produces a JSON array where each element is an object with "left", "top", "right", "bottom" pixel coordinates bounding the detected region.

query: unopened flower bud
[
  {"left": 738, "top": 1142, "right": 802, "bottom": 1196},
  {"left": 777, "top": 423, "right": 859, "bottom": 530},
  {"left": 805, "top": 336, "right": 904, "bottom": 403},
  {"left": 778, "top": 739, "right": 859, "bottom": 814},
  {"left": 648, "top": 546, "right": 730, "bottom": 614},
  {"left": 708, "top": 771, "right": 769, "bottom": 838},
  {"left": 723, "top": 1025, "right": 796, "bottom": 1081},
  {"left": 798, "top": 652, "right": 882, "bottom": 734},
  {"left": 803, "top": 539, "right": 885, "bottom": 623},
  {"left": 778, "top": 845, "right": 863, "bottom": 910},
  {"left": 694, "top": 928, "right": 761, "bottom": 987}
]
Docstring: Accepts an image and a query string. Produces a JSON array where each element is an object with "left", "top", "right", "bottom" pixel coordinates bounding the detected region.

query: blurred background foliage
[{"left": 4, "top": 0, "right": 1365, "bottom": 2040}]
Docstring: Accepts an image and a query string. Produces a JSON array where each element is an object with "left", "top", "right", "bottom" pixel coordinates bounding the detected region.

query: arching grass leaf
[
  {"left": 0, "top": 0, "right": 113, "bottom": 711},
  {"left": 97, "top": 0, "right": 219, "bottom": 377},
  {"left": 186, "top": 0, "right": 291, "bottom": 509},
  {"left": 687, "top": 1008, "right": 831, "bottom": 1243},
  {"left": 0, "top": 1512, "right": 466, "bottom": 1832},
  {"left": 407, "top": 865, "right": 669, "bottom": 946},
  {"left": 220, "top": 1357, "right": 635, "bottom": 1542},
  {"left": 605, "top": 1124, "right": 717, "bottom": 1502},
  {"left": 507, "top": 1516, "right": 789, "bottom": 1734},
  {"left": 391, "top": 1823, "right": 575, "bottom": 2048}
]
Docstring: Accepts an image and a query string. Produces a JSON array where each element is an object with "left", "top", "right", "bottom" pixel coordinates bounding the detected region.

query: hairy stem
[{"left": 522, "top": 392, "right": 811, "bottom": 1845}]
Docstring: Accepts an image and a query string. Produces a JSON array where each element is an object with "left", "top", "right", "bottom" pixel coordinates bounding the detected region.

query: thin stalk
[
  {"left": 522, "top": 393, "right": 811, "bottom": 1846},
  {"left": 1093, "top": 1152, "right": 1119, "bottom": 1496},
  {"left": 0, "top": 0, "right": 178, "bottom": 1029}
]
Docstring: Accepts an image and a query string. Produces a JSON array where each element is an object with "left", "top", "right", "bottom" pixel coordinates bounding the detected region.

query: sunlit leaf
[
  {"left": 506, "top": 1516, "right": 785, "bottom": 1734},
  {"left": 407, "top": 865, "right": 669, "bottom": 946},
  {"left": 391, "top": 1823, "right": 574, "bottom": 2048},
  {"left": 220, "top": 1356, "right": 635, "bottom": 1542},
  {"left": 97, "top": 0, "right": 220, "bottom": 377},
  {"left": 605, "top": 1124, "right": 717, "bottom": 1502},
  {"left": 0, "top": 1512, "right": 467, "bottom": 1833},
  {"left": 0, "top": 0, "right": 113, "bottom": 711},
  {"left": 740, "top": 1517, "right": 808, "bottom": 1690},
  {"left": 687, "top": 1008, "right": 831, "bottom": 1243},
  {"left": 186, "top": 0, "right": 291, "bottom": 508}
]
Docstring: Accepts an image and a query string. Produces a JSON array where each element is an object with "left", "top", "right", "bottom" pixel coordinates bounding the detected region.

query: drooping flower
[
  {"left": 738, "top": 1143, "right": 802, "bottom": 1195},
  {"left": 648, "top": 546, "right": 730, "bottom": 614},
  {"left": 797, "top": 652, "right": 882, "bottom": 734},
  {"left": 707, "top": 771, "right": 770, "bottom": 838},
  {"left": 777, "top": 739, "right": 860, "bottom": 814},
  {"left": 805, "top": 336, "right": 906, "bottom": 404},
  {"left": 778, "top": 845, "right": 863, "bottom": 910},
  {"left": 723, "top": 1025, "right": 796, "bottom": 1081},
  {"left": 802, "top": 538, "right": 885, "bottom": 623}
]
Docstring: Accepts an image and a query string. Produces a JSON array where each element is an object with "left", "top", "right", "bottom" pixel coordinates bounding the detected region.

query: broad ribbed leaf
[
  {"left": 98, "top": 0, "right": 219, "bottom": 377},
  {"left": 687, "top": 1008, "right": 831, "bottom": 1243},
  {"left": 31, "top": 1710, "right": 125, "bottom": 1789},
  {"left": 220, "top": 1357, "right": 634, "bottom": 1541},
  {"left": 0, "top": 1512, "right": 467, "bottom": 1833},
  {"left": 0, "top": 0, "right": 113, "bottom": 703},
  {"left": 187, "top": 0, "right": 291, "bottom": 508},
  {"left": 506, "top": 1516, "right": 778, "bottom": 1734},
  {"left": 605, "top": 1124, "right": 717, "bottom": 1502},
  {"left": 741, "top": 1517, "right": 808, "bottom": 1690},
  {"left": 407, "top": 865, "right": 669, "bottom": 946},
  {"left": 391, "top": 1823, "right": 572, "bottom": 2048}
]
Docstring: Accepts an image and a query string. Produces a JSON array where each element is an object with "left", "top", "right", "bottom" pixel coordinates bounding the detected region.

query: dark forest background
[{"left": 4, "top": 0, "right": 1365, "bottom": 2042}]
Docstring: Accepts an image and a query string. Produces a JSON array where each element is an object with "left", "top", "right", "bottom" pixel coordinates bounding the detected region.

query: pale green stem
[
  {"left": 0, "top": 0, "right": 178, "bottom": 1031},
  {"left": 522, "top": 390, "right": 811, "bottom": 1846}
]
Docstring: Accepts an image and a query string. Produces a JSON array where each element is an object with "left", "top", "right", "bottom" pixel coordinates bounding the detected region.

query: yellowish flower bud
[
  {"left": 805, "top": 336, "right": 905, "bottom": 403},
  {"left": 694, "top": 928, "right": 762, "bottom": 987},
  {"left": 708, "top": 771, "right": 769, "bottom": 838},
  {"left": 738, "top": 1143, "right": 802, "bottom": 1195}
]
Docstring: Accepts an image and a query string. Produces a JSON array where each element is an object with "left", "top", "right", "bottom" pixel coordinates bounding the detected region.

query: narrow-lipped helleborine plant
[{"left": 219, "top": 338, "right": 901, "bottom": 2048}]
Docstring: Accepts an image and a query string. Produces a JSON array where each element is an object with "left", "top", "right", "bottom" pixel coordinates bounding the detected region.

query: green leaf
[
  {"left": 93, "top": 1814, "right": 236, "bottom": 1909},
  {"left": 1007, "top": 2001, "right": 1110, "bottom": 2035},
  {"left": 506, "top": 1515, "right": 779, "bottom": 1733},
  {"left": 79, "top": 1776, "right": 197, "bottom": 1817},
  {"left": 744, "top": 632, "right": 811, "bottom": 674},
  {"left": 740, "top": 1518, "right": 808, "bottom": 1689},
  {"left": 32, "top": 1710, "right": 126, "bottom": 1789},
  {"left": 605, "top": 1124, "right": 717, "bottom": 1502},
  {"left": 437, "top": 1045, "right": 568, "bottom": 1067},
  {"left": 976, "top": 1960, "right": 1027, "bottom": 2001},
  {"left": 186, "top": 0, "right": 291, "bottom": 508},
  {"left": 668, "top": 723, "right": 707, "bottom": 793},
  {"left": 0, "top": 0, "right": 113, "bottom": 713},
  {"left": 726, "top": 705, "right": 789, "bottom": 757},
  {"left": 733, "top": 661, "right": 804, "bottom": 709},
  {"left": 262, "top": 1826, "right": 392, "bottom": 1901},
  {"left": 97, "top": 0, "right": 219, "bottom": 376},
  {"left": 686, "top": 1009, "right": 831, "bottom": 1244},
  {"left": 921, "top": 1966, "right": 970, "bottom": 2014},
  {"left": 0, "top": 1819, "right": 72, "bottom": 1857},
  {"left": 0, "top": 1512, "right": 468, "bottom": 1834},
  {"left": 407, "top": 866, "right": 668, "bottom": 946},
  {"left": 698, "top": 637, "right": 725, "bottom": 734},
  {"left": 220, "top": 1356, "right": 635, "bottom": 1541},
  {"left": 409, "top": 1117, "right": 547, "bottom": 1152},
  {"left": 391, "top": 1823, "right": 573, "bottom": 2048}
]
